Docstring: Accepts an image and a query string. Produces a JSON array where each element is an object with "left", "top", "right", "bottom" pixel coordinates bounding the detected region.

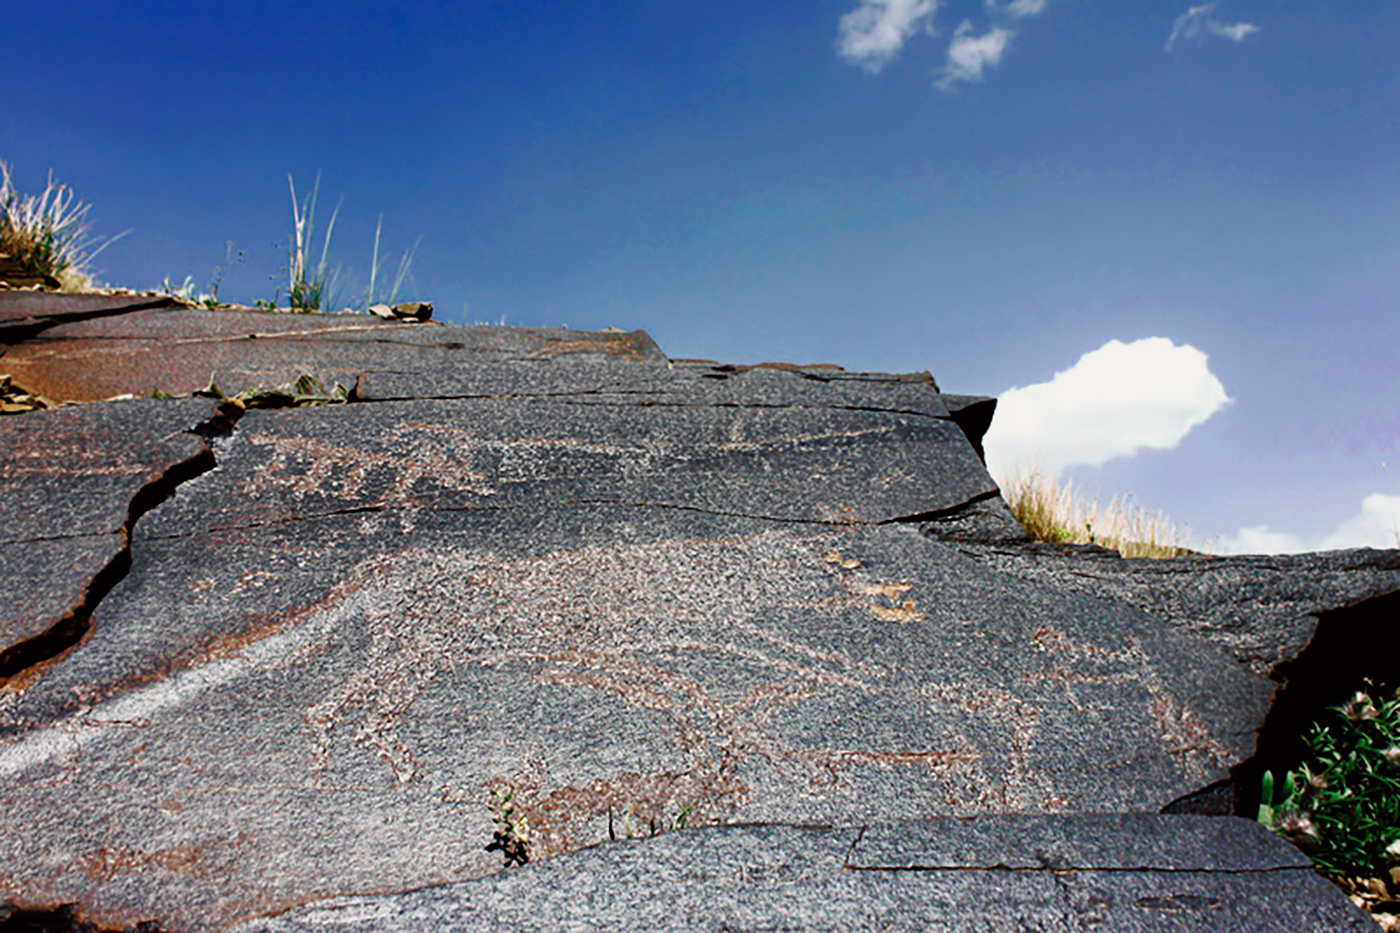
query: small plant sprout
[
  {"left": 205, "top": 240, "right": 244, "bottom": 307},
  {"left": 0, "top": 158, "right": 129, "bottom": 290},
  {"left": 1256, "top": 684, "right": 1400, "bottom": 882},
  {"left": 607, "top": 801, "right": 710, "bottom": 842},
  {"left": 285, "top": 172, "right": 343, "bottom": 312},
  {"left": 485, "top": 785, "right": 531, "bottom": 867}
]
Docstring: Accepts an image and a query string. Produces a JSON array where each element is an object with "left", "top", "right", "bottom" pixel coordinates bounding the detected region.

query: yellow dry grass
[
  {"left": 1001, "top": 468, "right": 1203, "bottom": 559},
  {"left": 0, "top": 158, "right": 123, "bottom": 291}
]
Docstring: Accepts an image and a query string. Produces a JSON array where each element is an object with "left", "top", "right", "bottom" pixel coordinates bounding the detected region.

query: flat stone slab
[
  {"left": 142, "top": 399, "right": 991, "bottom": 529},
  {"left": 0, "top": 420, "right": 1271, "bottom": 929},
  {"left": 0, "top": 303, "right": 664, "bottom": 402},
  {"left": 0, "top": 399, "right": 231, "bottom": 675},
  {"left": 960, "top": 541, "right": 1400, "bottom": 678},
  {"left": 355, "top": 359, "right": 952, "bottom": 419},
  {"left": 231, "top": 816, "right": 1369, "bottom": 931},
  {"left": 0, "top": 313, "right": 1369, "bottom": 931},
  {"left": 0, "top": 292, "right": 176, "bottom": 345}
]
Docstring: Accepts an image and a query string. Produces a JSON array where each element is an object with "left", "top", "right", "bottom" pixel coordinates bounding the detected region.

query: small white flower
[
  {"left": 1275, "top": 810, "right": 1321, "bottom": 849},
  {"left": 1342, "top": 692, "right": 1379, "bottom": 722},
  {"left": 1302, "top": 765, "right": 1330, "bottom": 793},
  {"left": 1385, "top": 838, "right": 1400, "bottom": 863}
]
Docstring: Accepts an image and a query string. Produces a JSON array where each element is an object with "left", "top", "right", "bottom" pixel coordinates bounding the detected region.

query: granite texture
[
  {"left": 230, "top": 817, "right": 1369, "bottom": 932},
  {"left": 0, "top": 295, "right": 1380, "bottom": 931}
]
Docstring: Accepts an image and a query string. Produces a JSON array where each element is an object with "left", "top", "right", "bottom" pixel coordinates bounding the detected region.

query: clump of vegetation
[
  {"left": 608, "top": 801, "right": 709, "bottom": 841},
  {"left": 280, "top": 173, "right": 341, "bottom": 312},
  {"left": 0, "top": 158, "right": 126, "bottom": 291},
  {"left": 1258, "top": 686, "right": 1400, "bottom": 877},
  {"left": 265, "top": 173, "right": 421, "bottom": 314},
  {"left": 485, "top": 785, "right": 531, "bottom": 867},
  {"left": 192, "top": 372, "right": 350, "bottom": 408},
  {"left": 1000, "top": 468, "right": 1199, "bottom": 558},
  {"left": 159, "top": 241, "right": 245, "bottom": 309}
]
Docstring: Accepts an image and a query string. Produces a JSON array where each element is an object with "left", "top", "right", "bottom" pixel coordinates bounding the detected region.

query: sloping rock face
[{"left": 0, "top": 295, "right": 1386, "bottom": 930}]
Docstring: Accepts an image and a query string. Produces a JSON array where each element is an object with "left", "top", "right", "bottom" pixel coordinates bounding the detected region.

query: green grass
[
  {"left": 1000, "top": 467, "right": 1201, "bottom": 558},
  {"left": 1258, "top": 686, "right": 1400, "bottom": 920}
]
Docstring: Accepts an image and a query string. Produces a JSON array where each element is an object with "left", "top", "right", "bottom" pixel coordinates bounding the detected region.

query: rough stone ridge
[{"left": 0, "top": 295, "right": 1385, "bottom": 930}]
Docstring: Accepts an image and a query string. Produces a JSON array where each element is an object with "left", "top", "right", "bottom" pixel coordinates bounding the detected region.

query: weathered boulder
[{"left": 0, "top": 294, "right": 1384, "bottom": 930}]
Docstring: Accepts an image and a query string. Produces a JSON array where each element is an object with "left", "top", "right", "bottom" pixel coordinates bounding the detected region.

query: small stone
[
  {"left": 391, "top": 301, "right": 433, "bottom": 322},
  {"left": 368, "top": 303, "right": 395, "bottom": 319}
]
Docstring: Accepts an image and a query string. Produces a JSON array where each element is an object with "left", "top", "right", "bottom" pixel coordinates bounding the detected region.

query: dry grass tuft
[
  {"left": 0, "top": 159, "right": 125, "bottom": 290},
  {"left": 1001, "top": 468, "right": 1203, "bottom": 559}
]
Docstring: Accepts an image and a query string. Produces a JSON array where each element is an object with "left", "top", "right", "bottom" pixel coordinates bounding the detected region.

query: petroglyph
[
  {"left": 262, "top": 528, "right": 965, "bottom": 856},
  {"left": 242, "top": 423, "right": 495, "bottom": 530},
  {"left": 1024, "top": 623, "right": 1236, "bottom": 779}
]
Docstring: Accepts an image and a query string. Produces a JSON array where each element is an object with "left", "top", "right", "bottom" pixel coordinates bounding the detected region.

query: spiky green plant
[
  {"left": 485, "top": 785, "right": 531, "bottom": 867},
  {"left": 364, "top": 214, "right": 422, "bottom": 309},
  {"left": 1257, "top": 686, "right": 1400, "bottom": 881}
]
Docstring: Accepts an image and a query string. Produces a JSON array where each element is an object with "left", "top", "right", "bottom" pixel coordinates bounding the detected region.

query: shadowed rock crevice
[
  {"left": 134, "top": 491, "right": 1010, "bottom": 545},
  {"left": 0, "top": 404, "right": 242, "bottom": 685},
  {"left": 1229, "top": 588, "right": 1400, "bottom": 820},
  {"left": 0, "top": 295, "right": 178, "bottom": 347},
  {"left": 0, "top": 900, "right": 166, "bottom": 932},
  {"left": 938, "top": 394, "right": 997, "bottom": 464},
  {"left": 1158, "top": 586, "right": 1400, "bottom": 822}
]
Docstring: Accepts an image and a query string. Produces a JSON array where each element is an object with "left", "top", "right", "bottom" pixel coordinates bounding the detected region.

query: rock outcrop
[{"left": 0, "top": 294, "right": 1389, "bottom": 930}]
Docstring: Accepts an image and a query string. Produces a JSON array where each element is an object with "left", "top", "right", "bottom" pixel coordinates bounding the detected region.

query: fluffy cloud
[
  {"left": 1219, "top": 494, "right": 1400, "bottom": 555},
  {"left": 837, "top": 0, "right": 940, "bottom": 74},
  {"left": 983, "top": 337, "right": 1231, "bottom": 481},
  {"left": 985, "top": 0, "right": 1047, "bottom": 18},
  {"left": 1166, "top": 3, "right": 1260, "bottom": 51},
  {"left": 936, "top": 22, "right": 1012, "bottom": 91}
]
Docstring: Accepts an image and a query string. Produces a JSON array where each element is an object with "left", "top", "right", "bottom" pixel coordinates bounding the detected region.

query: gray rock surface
[
  {"left": 956, "top": 541, "right": 1400, "bottom": 678},
  {"left": 0, "top": 295, "right": 1381, "bottom": 931},
  {"left": 231, "top": 816, "right": 1370, "bottom": 932},
  {"left": 0, "top": 291, "right": 176, "bottom": 344},
  {"left": 0, "top": 398, "right": 236, "bottom": 681}
]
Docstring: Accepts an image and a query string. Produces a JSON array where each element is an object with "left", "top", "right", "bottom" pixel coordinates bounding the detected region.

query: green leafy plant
[
  {"left": 1257, "top": 685, "right": 1400, "bottom": 880},
  {"left": 192, "top": 372, "right": 349, "bottom": 408},
  {"left": 485, "top": 786, "right": 531, "bottom": 867},
  {"left": 0, "top": 158, "right": 128, "bottom": 290}
]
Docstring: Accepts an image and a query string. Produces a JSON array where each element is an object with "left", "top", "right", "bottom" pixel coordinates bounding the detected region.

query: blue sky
[{"left": 4, "top": 1, "right": 1398, "bottom": 553}]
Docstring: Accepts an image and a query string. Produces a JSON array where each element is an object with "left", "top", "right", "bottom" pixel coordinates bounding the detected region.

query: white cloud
[
  {"left": 985, "top": 0, "right": 1047, "bottom": 19},
  {"left": 1166, "top": 3, "right": 1260, "bottom": 51},
  {"left": 1218, "top": 525, "right": 1307, "bottom": 555},
  {"left": 983, "top": 337, "right": 1231, "bottom": 482},
  {"left": 1219, "top": 494, "right": 1400, "bottom": 555},
  {"left": 837, "top": 0, "right": 940, "bottom": 74},
  {"left": 936, "top": 21, "right": 1012, "bottom": 91}
]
